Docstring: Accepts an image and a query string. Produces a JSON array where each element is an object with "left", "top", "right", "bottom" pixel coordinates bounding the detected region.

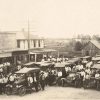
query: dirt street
[{"left": 1, "top": 86, "right": 100, "bottom": 100}]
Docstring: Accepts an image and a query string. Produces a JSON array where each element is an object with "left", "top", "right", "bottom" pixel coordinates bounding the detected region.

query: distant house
[{"left": 82, "top": 40, "right": 100, "bottom": 56}]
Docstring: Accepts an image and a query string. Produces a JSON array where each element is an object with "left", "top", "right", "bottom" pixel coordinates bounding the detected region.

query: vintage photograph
[{"left": 0, "top": 0, "right": 100, "bottom": 100}]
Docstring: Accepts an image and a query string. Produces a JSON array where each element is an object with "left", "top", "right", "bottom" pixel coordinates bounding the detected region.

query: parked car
[
  {"left": 23, "top": 62, "right": 39, "bottom": 68},
  {"left": 83, "top": 62, "right": 100, "bottom": 89},
  {"left": 35, "top": 61, "right": 55, "bottom": 71},
  {"left": 81, "top": 56, "right": 92, "bottom": 66},
  {"left": 60, "top": 72, "right": 81, "bottom": 87},
  {"left": 5, "top": 67, "right": 41, "bottom": 96}
]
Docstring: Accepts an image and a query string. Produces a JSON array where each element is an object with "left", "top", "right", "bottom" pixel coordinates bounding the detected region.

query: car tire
[
  {"left": 5, "top": 87, "right": 12, "bottom": 95},
  {"left": 18, "top": 87, "right": 26, "bottom": 96},
  {"left": 37, "top": 84, "right": 41, "bottom": 91}
]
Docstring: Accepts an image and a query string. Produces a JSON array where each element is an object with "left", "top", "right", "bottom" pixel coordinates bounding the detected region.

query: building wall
[
  {"left": 17, "top": 39, "right": 44, "bottom": 49},
  {"left": 0, "top": 32, "right": 16, "bottom": 50},
  {"left": 82, "top": 42, "right": 100, "bottom": 56}
]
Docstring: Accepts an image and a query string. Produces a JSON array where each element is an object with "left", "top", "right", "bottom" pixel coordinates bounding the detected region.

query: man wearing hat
[{"left": 40, "top": 71, "right": 45, "bottom": 90}]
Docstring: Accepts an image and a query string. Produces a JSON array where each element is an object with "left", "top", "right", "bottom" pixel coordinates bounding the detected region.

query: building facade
[
  {"left": 16, "top": 32, "right": 46, "bottom": 62},
  {"left": 82, "top": 40, "right": 100, "bottom": 56},
  {"left": 0, "top": 32, "right": 16, "bottom": 50},
  {"left": 17, "top": 39, "right": 44, "bottom": 50},
  {"left": 0, "top": 32, "right": 17, "bottom": 64}
]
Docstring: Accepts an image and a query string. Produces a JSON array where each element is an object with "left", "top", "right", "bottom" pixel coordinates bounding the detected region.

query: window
[
  {"left": 34, "top": 40, "right": 36, "bottom": 47},
  {"left": 17, "top": 40, "right": 20, "bottom": 48},
  {"left": 38, "top": 40, "right": 41, "bottom": 47}
]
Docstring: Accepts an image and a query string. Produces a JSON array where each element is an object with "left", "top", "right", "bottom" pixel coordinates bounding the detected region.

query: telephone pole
[{"left": 28, "top": 19, "right": 30, "bottom": 62}]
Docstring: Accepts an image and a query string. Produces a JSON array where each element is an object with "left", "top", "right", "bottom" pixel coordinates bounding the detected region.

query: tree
[{"left": 74, "top": 41, "right": 82, "bottom": 51}]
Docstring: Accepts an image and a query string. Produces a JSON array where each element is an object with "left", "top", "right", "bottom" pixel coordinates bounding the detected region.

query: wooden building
[
  {"left": 82, "top": 40, "right": 100, "bottom": 56},
  {"left": 0, "top": 32, "right": 16, "bottom": 64},
  {"left": 16, "top": 31, "right": 56, "bottom": 62}
]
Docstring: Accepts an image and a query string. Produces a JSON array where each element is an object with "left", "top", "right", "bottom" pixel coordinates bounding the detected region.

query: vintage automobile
[
  {"left": 23, "top": 62, "right": 39, "bottom": 68},
  {"left": 5, "top": 67, "right": 41, "bottom": 96},
  {"left": 60, "top": 72, "right": 81, "bottom": 87},
  {"left": 68, "top": 57, "right": 81, "bottom": 65},
  {"left": 83, "top": 77, "right": 96, "bottom": 89},
  {"left": 92, "top": 57, "right": 100, "bottom": 64},
  {"left": 81, "top": 56, "right": 92, "bottom": 65},
  {"left": 35, "top": 61, "right": 55, "bottom": 71},
  {"left": 54, "top": 62, "right": 79, "bottom": 86},
  {"left": 83, "top": 62, "right": 100, "bottom": 89}
]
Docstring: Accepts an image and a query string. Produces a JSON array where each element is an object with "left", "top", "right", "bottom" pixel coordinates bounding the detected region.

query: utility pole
[{"left": 28, "top": 19, "right": 30, "bottom": 62}]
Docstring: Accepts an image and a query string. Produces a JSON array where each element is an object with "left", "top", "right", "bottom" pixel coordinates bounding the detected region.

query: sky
[{"left": 0, "top": 0, "right": 100, "bottom": 38}]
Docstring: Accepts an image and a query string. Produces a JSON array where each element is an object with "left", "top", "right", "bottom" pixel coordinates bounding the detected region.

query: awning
[
  {"left": 30, "top": 48, "right": 56, "bottom": 54},
  {"left": 0, "top": 52, "right": 12, "bottom": 58}
]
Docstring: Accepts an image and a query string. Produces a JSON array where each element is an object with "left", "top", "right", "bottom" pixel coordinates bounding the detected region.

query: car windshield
[
  {"left": 14, "top": 73, "right": 25, "bottom": 81},
  {"left": 68, "top": 73, "right": 75, "bottom": 77}
]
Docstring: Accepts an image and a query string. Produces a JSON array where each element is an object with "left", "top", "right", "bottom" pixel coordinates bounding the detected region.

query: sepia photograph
[{"left": 0, "top": 0, "right": 100, "bottom": 100}]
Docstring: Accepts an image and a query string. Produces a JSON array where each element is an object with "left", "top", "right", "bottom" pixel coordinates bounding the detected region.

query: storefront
[
  {"left": 0, "top": 52, "right": 12, "bottom": 64},
  {"left": 12, "top": 50, "right": 28, "bottom": 65},
  {"left": 29, "top": 48, "right": 56, "bottom": 62}
]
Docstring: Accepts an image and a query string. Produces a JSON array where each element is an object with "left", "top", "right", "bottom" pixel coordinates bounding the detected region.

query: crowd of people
[
  {"left": 40, "top": 57, "right": 100, "bottom": 89},
  {"left": 0, "top": 56, "right": 100, "bottom": 95}
]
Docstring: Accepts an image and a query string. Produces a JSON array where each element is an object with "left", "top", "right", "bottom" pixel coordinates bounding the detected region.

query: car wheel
[
  {"left": 75, "top": 80, "right": 78, "bottom": 88},
  {"left": 5, "top": 87, "right": 12, "bottom": 95},
  {"left": 18, "top": 87, "right": 26, "bottom": 96},
  {"left": 37, "top": 84, "right": 41, "bottom": 91},
  {"left": 61, "top": 79, "right": 65, "bottom": 87},
  {"left": 57, "top": 79, "right": 62, "bottom": 86},
  {"left": 96, "top": 81, "right": 100, "bottom": 90}
]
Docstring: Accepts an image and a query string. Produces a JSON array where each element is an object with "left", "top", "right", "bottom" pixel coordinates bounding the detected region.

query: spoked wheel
[
  {"left": 18, "top": 87, "right": 26, "bottom": 96},
  {"left": 5, "top": 87, "right": 12, "bottom": 95},
  {"left": 37, "top": 84, "right": 41, "bottom": 91},
  {"left": 61, "top": 78, "right": 65, "bottom": 87}
]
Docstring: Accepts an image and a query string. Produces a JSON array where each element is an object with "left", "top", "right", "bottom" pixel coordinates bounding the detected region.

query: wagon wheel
[
  {"left": 5, "top": 87, "right": 12, "bottom": 95},
  {"left": 18, "top": 87, "right": 26, "bottom": 96}
]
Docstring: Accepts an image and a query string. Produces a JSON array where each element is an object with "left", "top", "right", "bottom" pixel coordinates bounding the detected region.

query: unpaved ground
[{"left": 1, "top": 86, "right": 100, "bottom": 100}]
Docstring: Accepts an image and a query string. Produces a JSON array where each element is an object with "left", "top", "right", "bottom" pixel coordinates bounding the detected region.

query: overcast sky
[{"left": 0, "top": 0, "right": 100, "bottom": 38}]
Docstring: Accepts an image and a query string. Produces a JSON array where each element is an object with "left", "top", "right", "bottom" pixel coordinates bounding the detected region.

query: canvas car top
[
  {"left": 35, "top": 61, "right": 54, "bottom": 67},
  {"left": 54, "top": 62, "right": 70, "bottom": 68},
  {"left": 92, "top": 64, "right": 100, "bottom": 69},
  {"left": 23, "top": 62, "right": 36, "bottom": 66},
  {"left": 15, "top": 67, "right": 40, "bottom": 74}
]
